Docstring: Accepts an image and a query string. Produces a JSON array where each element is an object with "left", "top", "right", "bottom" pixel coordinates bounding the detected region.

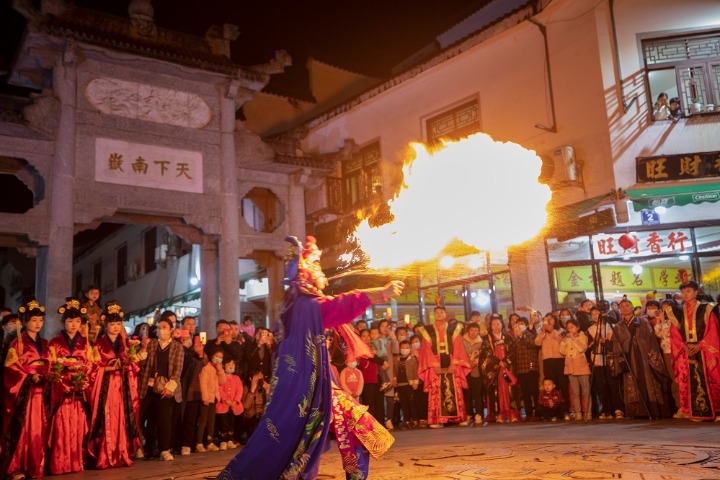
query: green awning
[{"left": 626, "top": 182, "right": 720, "bottom": 209}]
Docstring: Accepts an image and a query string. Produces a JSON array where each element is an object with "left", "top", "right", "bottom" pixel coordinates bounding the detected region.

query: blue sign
[{"left": 640, "top": 209, "right": 660, "bottom": 226}]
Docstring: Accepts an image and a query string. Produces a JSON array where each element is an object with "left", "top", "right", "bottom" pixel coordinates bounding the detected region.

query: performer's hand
[
  {"left": 31, "top": 373, "right": 41, "bottom": 383},
  {"left": 382, "top": 281, "right": 405, "bottom": 301},
  {"left": 161, "top": 388, "right": 174, "bottom": 399},
  {"left": 448, "top": 364, "right": 455, "bottom": 374},
  {"left": 411, "top": 384, "right": 418, "bottom": 390}
]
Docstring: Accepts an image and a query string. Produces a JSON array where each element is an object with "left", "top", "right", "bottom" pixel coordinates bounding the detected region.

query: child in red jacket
[{"left": 216, "top": 358, "right": 243, "bottom": 450}]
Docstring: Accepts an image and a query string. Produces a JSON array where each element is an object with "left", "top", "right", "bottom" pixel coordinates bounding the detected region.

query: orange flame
[{"left": 351, "top": 133, "right": 551, "bottom": 268}]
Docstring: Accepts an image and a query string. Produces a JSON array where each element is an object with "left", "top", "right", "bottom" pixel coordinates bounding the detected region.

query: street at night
[
  {"left": 49, "top": 421, "right": 720, "bottom": 479},
  {"left": 2, "top": 1, "right": 720, "bottom": 479}
]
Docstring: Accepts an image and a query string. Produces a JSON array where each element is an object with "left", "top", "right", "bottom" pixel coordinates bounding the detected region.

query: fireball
[{"left": 351, "top": 133, "right": 551, "bottom": 268}]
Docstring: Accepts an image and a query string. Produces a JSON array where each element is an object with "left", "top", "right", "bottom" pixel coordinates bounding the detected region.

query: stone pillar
[
  {"left": 200, "top": 237, "right": 220, "bottom": 330},
  {"left": 508, "top": 238, "right": 552, "bottom": 314},
  {"left": 250, "top": 251, "right": 284, "bottom": 331},
  {"left": 218, "top": 81, "right": 241, "bottom": 321},
  {"left": 38, "top": 42, "right": 77, "bottom": 337},
  {"left": 288, "top": 171, "right": 308, "bottom": 240}
]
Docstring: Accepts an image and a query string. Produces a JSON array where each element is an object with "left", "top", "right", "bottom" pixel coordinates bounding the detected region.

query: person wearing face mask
[
  {"left": 197, "top": 351, "right": 226, "bottom": 453},
  {"left": 392, "top": 340, "right": 418, "bottom": 429},
  {"left": 409, "top": 337, "right": 428, "bottom": 427},
  {"left": 137, "top": 316, "right": 185, "bottom": 461},
  {"left": 340, "top": 356, "right": 364, "bottom": 401},
  {"left": 216, "top": 358, "right": 243, "bottom": 451},
  {"left": 461, "top": 322, "right": 484, "bottom": 425}
]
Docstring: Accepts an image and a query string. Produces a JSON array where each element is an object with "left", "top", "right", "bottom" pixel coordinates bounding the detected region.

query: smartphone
[{"left": 199, "top": 331, "right": 207, "bottom": 345}]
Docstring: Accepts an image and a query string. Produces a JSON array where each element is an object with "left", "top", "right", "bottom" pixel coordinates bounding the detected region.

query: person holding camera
[
  {"left": 244, "top": 327, "right": 274, "bottom": 382},
  {"left": 611, "top": 299, "right": 672, "bottom": 419}
]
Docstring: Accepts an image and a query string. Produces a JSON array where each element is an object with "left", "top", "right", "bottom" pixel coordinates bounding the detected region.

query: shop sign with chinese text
[
  {"left": 636, "top": 150, "right": 720, "bottom": 183},
  {"left": 592, "top": 229, "right": 693, "bottom": 259},
  {"left": 95, "top": 137, "right": 203, "bottom": 193},
  {"left": 555, "top": 265, "right": 690, "bottom": 292}
]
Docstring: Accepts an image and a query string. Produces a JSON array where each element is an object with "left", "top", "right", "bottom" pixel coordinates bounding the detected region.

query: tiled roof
[{"left": 34, "top": 7, "right": 258, "bottom": 77}]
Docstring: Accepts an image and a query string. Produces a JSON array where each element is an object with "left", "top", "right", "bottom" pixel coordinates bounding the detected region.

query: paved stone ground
[{"left": 53, "top": 420, "right": 720, "bottom": 480}]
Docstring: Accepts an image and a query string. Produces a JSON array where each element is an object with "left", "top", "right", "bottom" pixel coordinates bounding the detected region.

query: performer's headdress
[
  {"left": 284, "top": 235, "right": 326, "bottom": 296},
  {"left": 58, "top": 297, "right": 87, "bottom": 322},
  {"left": 101, "top": 301, "right": 125, "bottom": 322},
  {"left": 18, "top": 298, "right": 45, "bottom": 322}
]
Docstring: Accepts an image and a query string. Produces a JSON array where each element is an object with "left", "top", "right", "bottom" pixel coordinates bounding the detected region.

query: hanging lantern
[{"left": 618, "top": 233, "right": 638, "bottom": 252}]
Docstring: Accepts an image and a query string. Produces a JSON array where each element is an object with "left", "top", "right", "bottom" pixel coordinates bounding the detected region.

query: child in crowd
[
  {"left": 216, "top": 358, "right": 243, "bottom": 450},
  {"left": 393, "top": 340, "right": 419, "bottom": 428},
  {"left": 537, "top": 378, "right": 565, "bottom": 421},
  {"left": 340, "top": 356, "right": 364, "bottom": 400},
  {"left": 197, "top": 350, "right": 226, "bottom": 452},
  {"left": 370, "top": 326, "right": 392, "bottom": 391},
  {"left": 560, "top": 319, "right": 591, "bottom": 421}
]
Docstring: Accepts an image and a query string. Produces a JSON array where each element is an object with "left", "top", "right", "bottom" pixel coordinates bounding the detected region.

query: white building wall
[{"left": 302, "top": 0, "right": 720, "bottom": 313}]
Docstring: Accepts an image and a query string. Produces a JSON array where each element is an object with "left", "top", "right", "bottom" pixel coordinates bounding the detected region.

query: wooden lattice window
[{"left": 426, "top": 100, "right": 480, "bottom": 144}]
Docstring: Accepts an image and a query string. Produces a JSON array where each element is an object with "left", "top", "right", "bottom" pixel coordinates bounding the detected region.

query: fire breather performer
[{"left": 218, "top": 236, "right": 404, "bottom": 480}]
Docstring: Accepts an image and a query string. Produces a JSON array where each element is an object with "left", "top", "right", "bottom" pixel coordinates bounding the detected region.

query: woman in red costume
[
  {"left": 1, "top": 299, "right": 51, "bottom": 480},
  {"left": 47, "top": 297, "right": 93, "bottom": 474},
  {"left": 86, "top": 301, "right": 142, "bottom": 468}
]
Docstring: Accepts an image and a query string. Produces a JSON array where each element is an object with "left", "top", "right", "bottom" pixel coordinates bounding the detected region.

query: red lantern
[{"left": 618, "top": 233, "right": 638, "bottom": 252}]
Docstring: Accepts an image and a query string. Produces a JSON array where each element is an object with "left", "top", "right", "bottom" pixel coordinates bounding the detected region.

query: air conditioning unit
[
  {"left": 124, "top": 263, "right": 139, "bottom": 282},
  {"left": 550, "top": 145, "right": 578, "bottom": 184}
]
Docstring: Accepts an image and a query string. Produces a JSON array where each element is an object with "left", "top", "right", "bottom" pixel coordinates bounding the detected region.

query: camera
[{"left": 596, "top": 299, "right": 611, "bottom": 314}]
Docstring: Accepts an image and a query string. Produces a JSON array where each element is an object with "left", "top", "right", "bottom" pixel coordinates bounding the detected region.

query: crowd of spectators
[{"left": 1, "top": 280, "right": 718, "bottom": 480}]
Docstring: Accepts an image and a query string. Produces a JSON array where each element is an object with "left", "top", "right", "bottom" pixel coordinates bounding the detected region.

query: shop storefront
[
  {"left": 341, "top": 250, "right": 515, "bottom": 326},
  {"left": 548, "top": 224, "right": 720, "bottom": 308}
]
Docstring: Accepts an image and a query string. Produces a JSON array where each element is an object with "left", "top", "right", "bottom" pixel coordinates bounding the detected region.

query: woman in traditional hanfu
[
  {"left": 86, "top": 302, "right": 142, "bottom": 469},
  {"left": 1, "top": 299, "right": 51, "bottom": 480},
  {"left": 218, "top": 236, "right": 404, "bottom": 480},
  {"left": 47, "top": 297, "right": 93, "bottom": 474}
]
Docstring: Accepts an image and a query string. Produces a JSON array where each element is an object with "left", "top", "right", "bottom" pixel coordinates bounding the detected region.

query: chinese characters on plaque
[
  {"left": 636, "top": 150, "right": 720, "bottom": 183},
  {"left": 95, "top": 137, "right": 203, "bottom": 193},
  {"left": 592, "top": 229, "right": 692, "bottom": 258},
  {"left": 555, "top": 265, "right": 691, "bottom": 293}
]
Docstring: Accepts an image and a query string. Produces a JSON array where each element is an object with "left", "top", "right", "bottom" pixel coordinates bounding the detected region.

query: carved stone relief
[{"left": 85, "top": 77, "right": 212, "bottom": 129}]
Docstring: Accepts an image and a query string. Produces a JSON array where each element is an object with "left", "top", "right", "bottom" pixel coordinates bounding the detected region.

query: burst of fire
[{"left": 351, "top": 133, "right": 552, "bottom": 269}]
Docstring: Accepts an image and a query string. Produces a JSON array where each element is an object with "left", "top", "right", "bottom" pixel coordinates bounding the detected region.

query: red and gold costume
[
  {"left": 2, "top": 301, "right": 51, "bottom": 479},
  {"left": 47, "top": 298, "right": 94, "bottom": 474},
  {"left": 86, "top": 303, "right": 142, "bottom": 469},
  {"left": 665, "top": 299, "right": 720, "bottom": 420},
  {"left": 417, "top": 321, "right": 470, "bottom": 424}
]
